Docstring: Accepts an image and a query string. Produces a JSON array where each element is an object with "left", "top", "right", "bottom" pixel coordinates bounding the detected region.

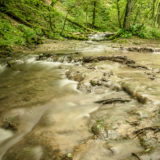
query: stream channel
[{"left": 1, "top": 36, "right": 160, "bottom": 160}]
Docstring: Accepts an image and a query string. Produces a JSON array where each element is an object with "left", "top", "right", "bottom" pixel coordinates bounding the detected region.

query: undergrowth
[
  {"left": 0, "top": 0, "right": 88, "bottom": 48},
  {"left": 118, "top": 24, "right": 160, "bottom": 39}
]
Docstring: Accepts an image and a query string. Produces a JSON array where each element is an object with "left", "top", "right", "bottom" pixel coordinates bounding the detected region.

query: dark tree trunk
[
  {"left": 48, "top": 7, "right": 53, "bottom": 31},
  {"left": 152, "top": 0, "right": 156, "bottom": 18},
  {"left": 86, "top": 11, "right": 88, "bottom": 27},
  {"left": 116, "top": 0, "right": 121, "bottom": 28},
  {"left": 133, "top": 7, "right": 140, "bottom": 25},
  {"left": 123, "top": 0, "right": 132, "bottom": 30},
  {"left": 157, "top": 3, "right": 160, "bottom": 27},
  {"left": 61, "top": 11, "right": 69, "bottom": 35},
  {"left": 152, "top": 0, "right": 157, "bottom": 26},
  {"left": 92, "top": 1, "right": 96, "bottom": 28}
]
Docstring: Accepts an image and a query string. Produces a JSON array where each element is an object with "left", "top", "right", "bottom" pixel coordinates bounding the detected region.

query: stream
[{"left": 1, "top": 37, "right": 160, "bottom": 160}]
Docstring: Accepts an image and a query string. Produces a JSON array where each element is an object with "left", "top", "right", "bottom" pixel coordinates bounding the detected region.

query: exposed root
[
  {"left": 83, "top": 56, "right": 148, "bottom": 70},
  {"left": 132, "top": 153, "right": 141, "bottom": 160},
  {"left": 95, "top": 98, "right": 130, "bottom": 105},
  {"left": 125, "top": 47, "right": 154, "bottom": 53},
  {"left": 121, "top": 83, "right": 148, "bottom": 104},
  {"left": 134, "top": 126, "right": 160, "bottom": 136}
]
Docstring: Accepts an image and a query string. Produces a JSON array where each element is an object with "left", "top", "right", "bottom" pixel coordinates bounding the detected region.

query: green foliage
[
  {"left": 130, "top": 24, "right": 144, "bottom": 36},
  {"left": 0, "top": 16, "right": 25, "bottom": 46},
  {"left": 0, "top": 12, "right": 44, "bottom": 47},
  {"left": 1, "top": 0, "right": 160, "bottom": 48},
  {"left": 117, "top": 24, "right": 160, "bottom": 39},
  {"left": 17, "top": 24, "right": 43, "bottom": 44},
  {"left": 139, "top": 26, "right": 160, "bottom": 39},
  {"left": 118, "top": 29, "right": 133, "bottom": 38}
]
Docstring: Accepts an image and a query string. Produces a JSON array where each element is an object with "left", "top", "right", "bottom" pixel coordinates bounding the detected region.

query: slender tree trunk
[
  {"left": 92, "top": 1, "right": 96, "bottom": 28},
  {"left": 152, "top": 0, "right": 156, "bottom": 18},
  {"left": 133, "top": 7, "right": 140, "bottom": 25},
  {"left": 152, "top": 0, "right": 156, "bottom": 26},
  {"left": 47, "top": 6, "right": 54, "bottom": 31},
  {"left": 86, "top": 10, "right": 88, "bottom": 27},
  {"left": 123, "top": 0, "right": 132, "bottom": 30},
  {"left": 157, "top": 3, "right": 160, "bottom": 27},
  {"left": 61, "top": 11, "right": 69, "bottom": 35},
  {"left": 116, "top": 0, "right": 121, "bottom": 28}
]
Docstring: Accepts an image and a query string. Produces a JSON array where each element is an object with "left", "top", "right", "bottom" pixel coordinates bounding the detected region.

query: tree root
[
  {"left": 95, "top": 98, "right": 130, "bottom": 105},
  {"left": 132, "top": 153, "right": 141, "bottom": 160},
  {"left": 134, "top": 126, "right": 160, "bottom": 136},
  {"left": 83, "top": 56, "right": 148, "bottom": 70}
]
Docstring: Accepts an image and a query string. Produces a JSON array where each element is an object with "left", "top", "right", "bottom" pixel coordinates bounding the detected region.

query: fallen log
[{"left": 2, "top": 11, "right": 33, "bottom": 27}]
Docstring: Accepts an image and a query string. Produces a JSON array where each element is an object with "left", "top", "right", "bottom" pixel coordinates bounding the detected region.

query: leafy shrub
[
  {"left": 0, "top": 18, "right": 25, "bottom": 46},
  {"left": 117, "top": 29, "right": 133, "bottom": 38},
  {"left": 130, "top": 24, "right": 144, "bottom": 36},
  {"left": 118, "top": 24, "right": 160, "bottom": 39},
  {"left": 18, "top": 24, "right": 43, "bottom": 44}
]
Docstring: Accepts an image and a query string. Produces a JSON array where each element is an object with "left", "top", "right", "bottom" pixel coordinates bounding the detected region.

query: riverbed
[{"left": 1, "top": 38, "right": 160, "bottom": 160}]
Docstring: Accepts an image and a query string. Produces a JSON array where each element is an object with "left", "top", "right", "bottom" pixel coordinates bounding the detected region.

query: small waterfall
[
  {"left": 89, "top": 32, "right": 115, "bottom": 41},
  {"left": 89, "top": 33, "right": 107, "bottom": 41}
]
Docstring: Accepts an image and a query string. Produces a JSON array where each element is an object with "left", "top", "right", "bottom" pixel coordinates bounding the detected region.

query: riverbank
[{"left": 2, "top": 37, "right": 160, "bottom": 56}]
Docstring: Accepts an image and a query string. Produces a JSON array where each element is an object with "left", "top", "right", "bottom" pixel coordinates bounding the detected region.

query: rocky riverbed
[{"left": 1, "top": 38, "right": 160, "bottom": 160}]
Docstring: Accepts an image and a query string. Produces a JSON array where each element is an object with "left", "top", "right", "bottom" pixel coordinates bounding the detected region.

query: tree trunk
[
  {"left": 152, "top": 0, "right": 156, "bottom": 18},
  {"left": 157, "top": 3, "right": 160, "bottom": 27},
  {"left": 92, "top": 1, "right": 96, "bottom": 28},
  {"left": 123, "top": 0, "right": 132, "bottom": 30},
  {"left": 116, "top": 0, "right": 121, "bottom": 28},
  {"left": 152, "top": 0, "right": 158, "bottom": 26},
  {"left": 86, "top": 11, "right": 88, "bottom": 27},
  {"left": 61, "top": 11, "right": 69, "bottom": 35},
  {"left": 133, "top": 7, "right": 140, "bottom": 25}
]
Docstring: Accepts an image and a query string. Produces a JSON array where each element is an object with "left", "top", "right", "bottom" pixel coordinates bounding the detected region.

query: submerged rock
[
  {"left": 7, "top": 59, "right": 24, "bottom": 69},
  {"left": 7, "top": 60, "right": 17, "bottom": 68}
]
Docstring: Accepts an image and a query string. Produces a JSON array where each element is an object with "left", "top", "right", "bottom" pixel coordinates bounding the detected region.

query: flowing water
[{"left": 1, "top": 38, "right": 160, "bottom": 160}]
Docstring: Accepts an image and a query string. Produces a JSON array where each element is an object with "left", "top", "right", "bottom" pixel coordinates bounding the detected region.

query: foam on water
[
  {"left": 36, "top": 61, "right": 63, "bottom": 67},
  {"left": 0, "top": 106, "right": 48, "bottom": 160},
  {"left": 0, "top": 64, "right": 6, "bottom": 73},
  {"left": 141, "top": 150, "right": 160, "bottom": 160},
  {"left": 0, "top": 128, "right": 13, "bottom": 144},
  {"left": 25, "top": 57, "right": 74, "bottom": 67},
  {"left": 32, "top": 146, "right": 43, "bottom": 160},
  {"left": 25, "top": 57, "right": 37, "bottom": 63},
  {"left": 59, "top": 79, "right": 79, "bottom": 92},
  {"left": 89, "top": 33, "right": 106, "bottom": 41}
]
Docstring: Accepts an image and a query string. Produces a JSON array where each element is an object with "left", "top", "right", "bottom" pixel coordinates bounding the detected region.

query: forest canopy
[{"left": 1, "top": 0, "right": 160, "bottom": 47}]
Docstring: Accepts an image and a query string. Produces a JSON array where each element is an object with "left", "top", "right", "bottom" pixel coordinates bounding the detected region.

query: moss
[{"left": 62, "top": 33, "right": 88, "bottom": 40}]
